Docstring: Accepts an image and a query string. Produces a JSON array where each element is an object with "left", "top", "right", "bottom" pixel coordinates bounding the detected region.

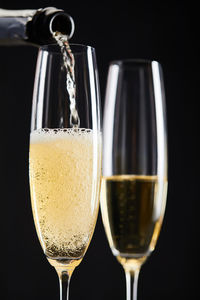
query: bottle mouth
[{"left": 49, "top": 12, "right": 75, "bottom": 39}]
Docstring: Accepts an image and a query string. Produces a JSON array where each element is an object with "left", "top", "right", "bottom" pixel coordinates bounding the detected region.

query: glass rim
[
  {"left": 110, "top": 58, "right": 160, "bottom": 66},
  {"left": 39, "top": 43, "right": 95, "bottom": 54}
]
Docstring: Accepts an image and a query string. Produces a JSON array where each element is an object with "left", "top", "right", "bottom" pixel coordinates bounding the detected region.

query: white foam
[{"left": 30, "top": 128, "right": 94, "bottom": 143}]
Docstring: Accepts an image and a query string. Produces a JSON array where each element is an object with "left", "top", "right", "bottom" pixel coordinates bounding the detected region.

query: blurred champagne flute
[{"left": 101, "top": 60, "right": 168, "bottom": 300}]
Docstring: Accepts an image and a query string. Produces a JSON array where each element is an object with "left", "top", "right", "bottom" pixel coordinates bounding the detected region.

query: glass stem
[
  {"left": 125, "top": 268, "right": 140, "bottom": 300},
  {"left": 56, "top": 268, "right": 74, "bottom": 300}
]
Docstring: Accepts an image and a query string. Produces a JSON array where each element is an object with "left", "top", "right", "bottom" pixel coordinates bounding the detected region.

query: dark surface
[{"left": 0, "top": 1, "right": 198, "bottom": 300}]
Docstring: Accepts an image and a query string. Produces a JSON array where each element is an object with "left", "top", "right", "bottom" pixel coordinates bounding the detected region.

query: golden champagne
[
  {"left": 29, "top": 128, "right": 101, "bottom": 265},
  {"left": 101, "top": 175, "right": 167, "bottom": 264}
]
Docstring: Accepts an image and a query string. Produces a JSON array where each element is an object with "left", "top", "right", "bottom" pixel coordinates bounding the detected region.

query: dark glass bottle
[{"left": 0, "top": 7, "right": 74, "bottom": 46}]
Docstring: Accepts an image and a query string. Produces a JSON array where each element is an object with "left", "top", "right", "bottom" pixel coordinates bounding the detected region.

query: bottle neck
[
  {"left": 0, "top": 10, "right": 32, "bottom": 44},
  {"left": 0, "top": 7, "right": 74, "bottom": 46}
]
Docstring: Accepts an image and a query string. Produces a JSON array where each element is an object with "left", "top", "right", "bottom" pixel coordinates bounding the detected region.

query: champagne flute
[
  {"left": 101, "top": 60, "right": 168, "bottom": 300},
  {"left": 29, "top": 44, "right": 101, "bottom": 300}
]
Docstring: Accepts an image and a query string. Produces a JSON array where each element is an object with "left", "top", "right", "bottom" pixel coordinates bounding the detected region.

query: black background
[{"left": 0, "top": 1, "right": 198, "bottom": 300}]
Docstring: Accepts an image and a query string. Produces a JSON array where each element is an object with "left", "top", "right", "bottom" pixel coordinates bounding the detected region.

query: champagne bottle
[{"left": 0, "top": 7, "right": 74, "bottom": 45}]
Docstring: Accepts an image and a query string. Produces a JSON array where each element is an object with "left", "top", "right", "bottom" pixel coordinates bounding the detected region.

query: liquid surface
[
  {"left": 29, "top": 128, "right": 101, "bottom": 260},
  {"left": 101, "top": 175, "right": 167, "bottom": 259}
]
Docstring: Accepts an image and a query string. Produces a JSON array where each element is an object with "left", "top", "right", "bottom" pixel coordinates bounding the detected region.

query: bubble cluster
[{"left": 29, "top": 128, "right": 101, "bottom": 258}]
